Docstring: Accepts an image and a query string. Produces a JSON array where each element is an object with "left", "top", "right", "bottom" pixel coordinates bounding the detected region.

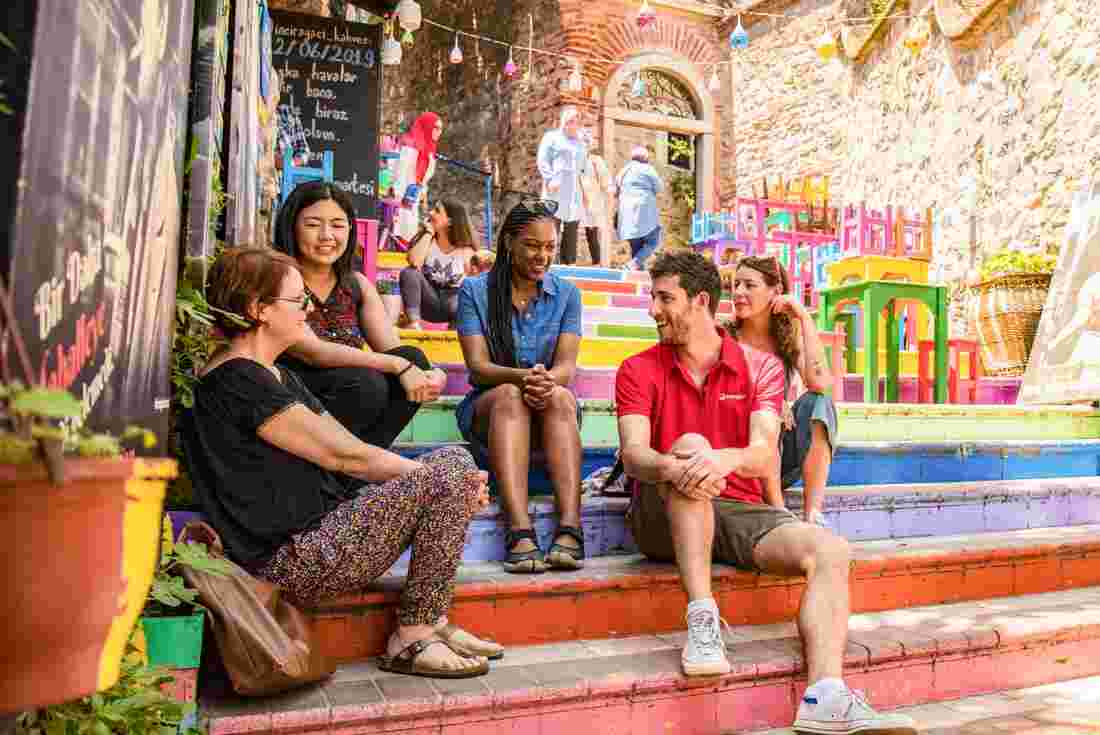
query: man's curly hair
[{"left": 647, "top": 250, "right": 723, "bottom": 315}]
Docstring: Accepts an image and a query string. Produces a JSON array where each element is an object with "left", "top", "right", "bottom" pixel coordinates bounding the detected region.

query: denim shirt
[{"left": 456, "top": 272, "right": 583, "bottom": 375}]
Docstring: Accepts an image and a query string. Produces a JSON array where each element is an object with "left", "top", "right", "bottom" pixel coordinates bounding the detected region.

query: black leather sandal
[
  {"left": 502, "top": 528, "right": 546, "bottom": 574},
  {"left": 546, "top": 525, "right": 586, "bottom": 570}
]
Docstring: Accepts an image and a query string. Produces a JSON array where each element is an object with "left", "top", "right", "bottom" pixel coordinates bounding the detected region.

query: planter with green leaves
[
  {"left": 139, "top": 537, "right": 233, "bottom": 673},
  {"left": 0, "top": 384, "right": 176, "bottom": 714},
  {"left": 15, "top": 639, "right": 202, "bottom": 735}
]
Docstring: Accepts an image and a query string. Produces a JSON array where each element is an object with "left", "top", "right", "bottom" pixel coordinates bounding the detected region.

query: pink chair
[
  {"left": 357, "top": 218, "right": 380, "bottom": 281},
  {"left": 817, "top": 323, "right": 848, "bottom": 400},
  {"left": 918, "top": 338, "right": 979, "bottom": 404}
]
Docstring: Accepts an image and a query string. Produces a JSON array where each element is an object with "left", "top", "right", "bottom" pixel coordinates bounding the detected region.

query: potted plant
[
  {"left": 15, "top": 639, "right": 202, "bottom": 735},
  {"left": 0, "top": 383, "right": 176, "bottom": 714},
  {"left": 138, "top": 530, "right": 234, "bottom": 693},
  {"left": 969, "top": 245, "right": 1057, "bottom": 376}
]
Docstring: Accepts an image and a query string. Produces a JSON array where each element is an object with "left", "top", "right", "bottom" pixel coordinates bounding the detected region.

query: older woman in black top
[{"left": 183, "top": 248, "right": 502, "bottom": 679}]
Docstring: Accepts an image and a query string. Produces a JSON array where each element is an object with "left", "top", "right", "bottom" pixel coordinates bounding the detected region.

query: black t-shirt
[{"left": 185, "top": 358, "right": 352, "bottom": 570}]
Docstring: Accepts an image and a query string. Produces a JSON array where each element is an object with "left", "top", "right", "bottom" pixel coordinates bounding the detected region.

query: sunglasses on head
[{"left": 519, "top": 198, "right": 559, "bottom": 217}]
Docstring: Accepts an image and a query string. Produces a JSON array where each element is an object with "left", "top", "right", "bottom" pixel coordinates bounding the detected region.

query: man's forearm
[
  {"left": 716, "top": 443, "right": 774, "bottom": 480},
  {"left": 621, "top": 445, "right": 673, "bottom": 484}
]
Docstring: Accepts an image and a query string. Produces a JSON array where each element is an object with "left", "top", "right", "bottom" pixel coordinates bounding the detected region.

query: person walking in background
[
  {"left": 399, "top": 200, "right": 478, "bottom": 329},
  {"left": 455, "top": 200, "right": 586, "bottom": 574},
  {"left": 579, "top": 129, "right": 612, "bottom": 267},
  {"left": 536, "top": 108, "right": 587, "bottom": 265},
  {"left": 393, "top": 112, "right": 443, "bottom": 242},
  {"left": 615, "top": 145, "right": 664, "bottom": 270}
]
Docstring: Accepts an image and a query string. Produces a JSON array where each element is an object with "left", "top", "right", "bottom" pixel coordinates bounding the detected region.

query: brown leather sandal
[
  {"left": 436, "top": 623, "right": 504, "bottom": 661},
  {"left": 377, "top": 638, "right": 489, "bottom": 679}
]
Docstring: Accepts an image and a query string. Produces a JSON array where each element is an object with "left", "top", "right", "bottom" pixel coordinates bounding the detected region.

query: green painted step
[
  {"left": 594, "top": 323, "right": 659, "bottom": 339},
  {"left": 398, "top": 400, "right": 1100, "bottom": 445}
]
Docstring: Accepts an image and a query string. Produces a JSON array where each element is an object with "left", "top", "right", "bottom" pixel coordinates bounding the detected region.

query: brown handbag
[{"left": 178, "top": 521, "right": 335, "bottom": 696}]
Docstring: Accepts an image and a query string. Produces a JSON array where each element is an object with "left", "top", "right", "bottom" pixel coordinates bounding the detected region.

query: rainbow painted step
[
  {"left": 202, "top": 585, "right": 1100, "bottom": 735},
  {"left": 397, "top": 329, "right": 655, "bottom": 368},
  {"left": 396, "top": 399, "right": 1100, "bottom": 446}
]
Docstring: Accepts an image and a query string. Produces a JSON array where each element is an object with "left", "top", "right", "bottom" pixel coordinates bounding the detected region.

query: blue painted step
[{"left": 395, "top": 440, "right": 1100, "bottom": 492}]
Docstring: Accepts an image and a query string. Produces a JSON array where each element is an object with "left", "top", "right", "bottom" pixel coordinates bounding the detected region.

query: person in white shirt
[
  {"left": 536, "top": 107, "right": 587, "bottom": 265},
  {"left": 579, "top": 129, "right": 612, "bottom": 266}
]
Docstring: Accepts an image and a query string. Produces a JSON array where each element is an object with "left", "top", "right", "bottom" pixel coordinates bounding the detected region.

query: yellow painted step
[{"left": 398, "top": 329, "right": 656, "bottom": 368}]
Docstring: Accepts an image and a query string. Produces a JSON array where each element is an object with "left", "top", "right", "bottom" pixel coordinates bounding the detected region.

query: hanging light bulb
[
  {"left": 503, "top": 47, "right": 517, "bottom": 78},
  {"left": 903, "top": 18, "right": 930, "bottom": 55},
  {"left": 636, "top": 0, "right": 657, "bottom": 30},
  {"left": 568, "top": 61, "right": 583, "bottom": 93},
  {"left": 631, "top": 73, "right": 646, "bottom": 97},
  {"left": 401, "top": 29, "right": 415, "bottom": 46},
  {"left": 729, "top": 16, "right": 749, "bottom": 49},
  {"left": 381, "top": 24, "right": 402, "bottom": 65},
  {"left": 450, "top": 34, "right": 463, "bottom": 64},
  {"left": 815, "top": 29, "right": 838, "bottom": 61},
  {"left": 395, "top": 0, "right": 422, "bottom": 32},
  {"left": 708, "top": 66, "right": 720, "bottom": 92}
]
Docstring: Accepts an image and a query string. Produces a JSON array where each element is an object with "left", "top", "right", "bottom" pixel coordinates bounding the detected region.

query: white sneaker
[
  {"left": 794, "top": 686, "right": 917, "bottom": 734},
  {"left": 681, "top": 601, "right": 731, "bottom": 677}
]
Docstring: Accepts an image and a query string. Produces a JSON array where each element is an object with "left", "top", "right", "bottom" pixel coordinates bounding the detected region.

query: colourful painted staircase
[{"left": 198, "top": 265, "right": 1100, "bottom": 733}]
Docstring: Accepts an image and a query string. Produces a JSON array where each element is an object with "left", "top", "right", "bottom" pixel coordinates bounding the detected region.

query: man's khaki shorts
[{"left": 630, "top": 482, "right": 799, "bottom": 571}]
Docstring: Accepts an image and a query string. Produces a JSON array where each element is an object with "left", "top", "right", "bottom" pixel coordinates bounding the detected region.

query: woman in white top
[
  {"left": 536, "top": 107, "right": 587, "bottom": 265},
  {"left": 579, "top": 129, "right": 612, "bottom": 266},
  {"left": 400, "top": 200, "right": 478, "bottom": 329}
]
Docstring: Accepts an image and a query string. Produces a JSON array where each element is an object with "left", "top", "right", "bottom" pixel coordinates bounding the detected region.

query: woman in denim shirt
[{"left": 455, "top": 200, "right": 585, "bottom": 574}]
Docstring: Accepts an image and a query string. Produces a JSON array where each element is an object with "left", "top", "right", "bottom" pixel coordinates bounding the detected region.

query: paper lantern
[
  {"left": 568, "top": 63, "right": 583, "bottom": 93},
  {"left": 503, "top": 49, "right": 517, "bottom": 78},
  {"left": 381, "top": 31, "right": 402, "bottom": 65},
  {"left": 730, "top": 18, "right": 749, "bottom": 49},
  {"left": 401, "top": 29, "right": 414, "bottom": 46},
  {"left": 450, "top": 36, "right": 463, "bottom": 64},
  {"left": 396, "top": 0, "right": 422, "bottom": 32},
  {"left": 903, "top": 19, "right": 930, "bottom": 54},
  {"left": 708, "top": 67, "right": 720, "bottom": 92},
  {"left": 815, "top": 30, "right": 838, "bottom": 61},
  {"left": 636, "top": 0, "right": 657, "bottom": 30}
]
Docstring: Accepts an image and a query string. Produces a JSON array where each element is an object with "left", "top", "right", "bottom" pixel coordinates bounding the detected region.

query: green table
[{"left": 816, "top": 281, "right": 947, "bottom": 403}]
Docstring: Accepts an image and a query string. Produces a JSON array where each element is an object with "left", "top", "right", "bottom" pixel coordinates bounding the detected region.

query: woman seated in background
[
  {"left": 272, "top": 181, "right": 447, "bottom": 461},
  {"left": 728, "top": 255, "right": 838, "bottom": 528},
  {"left": 185, "top": 247, "right": 502, "bottom": 678},
  {"left": 399, "top": 200, "right": 478, "bottom": 329},
  {"left": 455, "top": 200, "right": 586, "bottom": 574}
]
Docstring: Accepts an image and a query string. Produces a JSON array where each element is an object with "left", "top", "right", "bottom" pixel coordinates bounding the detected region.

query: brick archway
[{"left": 602, "top": 51, "right": 717, "bottom": 213}]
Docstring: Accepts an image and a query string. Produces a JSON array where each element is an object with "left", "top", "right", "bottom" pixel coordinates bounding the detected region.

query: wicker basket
[{"left": 971, "top": 272, "right": 1051, "bottom": 377}]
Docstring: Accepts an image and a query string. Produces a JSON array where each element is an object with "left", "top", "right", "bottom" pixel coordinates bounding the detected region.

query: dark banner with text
[
  {"left": 7, "top": 0, "right": 194, "bottom": 440},
  {"left": 269, "top": 9, "right": 383, "bottom": 220}
]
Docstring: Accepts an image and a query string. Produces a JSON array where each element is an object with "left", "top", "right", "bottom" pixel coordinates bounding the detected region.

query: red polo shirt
[{"left": 615, "top": 330, "right": 785, "bottom": 504}]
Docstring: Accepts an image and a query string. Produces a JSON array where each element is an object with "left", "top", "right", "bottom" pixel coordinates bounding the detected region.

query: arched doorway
[{"left": 603, "top": 52, "right": 716, "bottom": 252}]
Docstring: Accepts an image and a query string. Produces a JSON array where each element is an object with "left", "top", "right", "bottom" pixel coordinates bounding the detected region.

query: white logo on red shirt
[{"left": 719, "top": 393, "right": 746, "bottom": 401}]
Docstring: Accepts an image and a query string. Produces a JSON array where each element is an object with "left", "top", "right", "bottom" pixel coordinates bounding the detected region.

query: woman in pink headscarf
[{"left": 393, "top": 112, "right": 443, "bottom": 242}]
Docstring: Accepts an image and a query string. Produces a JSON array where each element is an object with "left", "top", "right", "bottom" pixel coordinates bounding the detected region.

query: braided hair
[
  {"left": 485, "top": 201, "right": 556, "bottom": 367},
  {"left": 727, "top": 256, "right": 802, "bottom": 379}
]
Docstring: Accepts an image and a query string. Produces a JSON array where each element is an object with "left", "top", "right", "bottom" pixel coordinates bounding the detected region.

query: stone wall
[{"left": 730, "top": 0, "right": 1100, "bottom": 284}]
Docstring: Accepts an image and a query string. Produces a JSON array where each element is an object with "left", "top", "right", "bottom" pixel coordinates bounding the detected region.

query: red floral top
[{"left": 305, "top": 280, "right": 365, "bottom": 349}]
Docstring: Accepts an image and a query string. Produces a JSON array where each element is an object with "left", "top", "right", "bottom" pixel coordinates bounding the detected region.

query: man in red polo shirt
[{"left": 616, "top": 252, "right": 915, "bottom": 735}]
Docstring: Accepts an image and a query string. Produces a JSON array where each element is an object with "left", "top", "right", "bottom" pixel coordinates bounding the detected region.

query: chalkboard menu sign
[{"left": 269, "top": 9, "right": 383, "bottom": 219}]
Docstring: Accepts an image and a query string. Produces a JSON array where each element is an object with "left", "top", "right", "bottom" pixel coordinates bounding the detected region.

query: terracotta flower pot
[{"left": 0, "top": 457, "right": 175, "bottom": 714}]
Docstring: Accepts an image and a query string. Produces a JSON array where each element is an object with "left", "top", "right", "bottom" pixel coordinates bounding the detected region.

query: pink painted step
[{"left": 201, "top": 586, "right": 1100, "bottom": 734}]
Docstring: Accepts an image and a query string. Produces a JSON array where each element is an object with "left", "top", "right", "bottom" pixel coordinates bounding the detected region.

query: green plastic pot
[{"left": 140, "top": 612, "right": 205, "bottom": 668}]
